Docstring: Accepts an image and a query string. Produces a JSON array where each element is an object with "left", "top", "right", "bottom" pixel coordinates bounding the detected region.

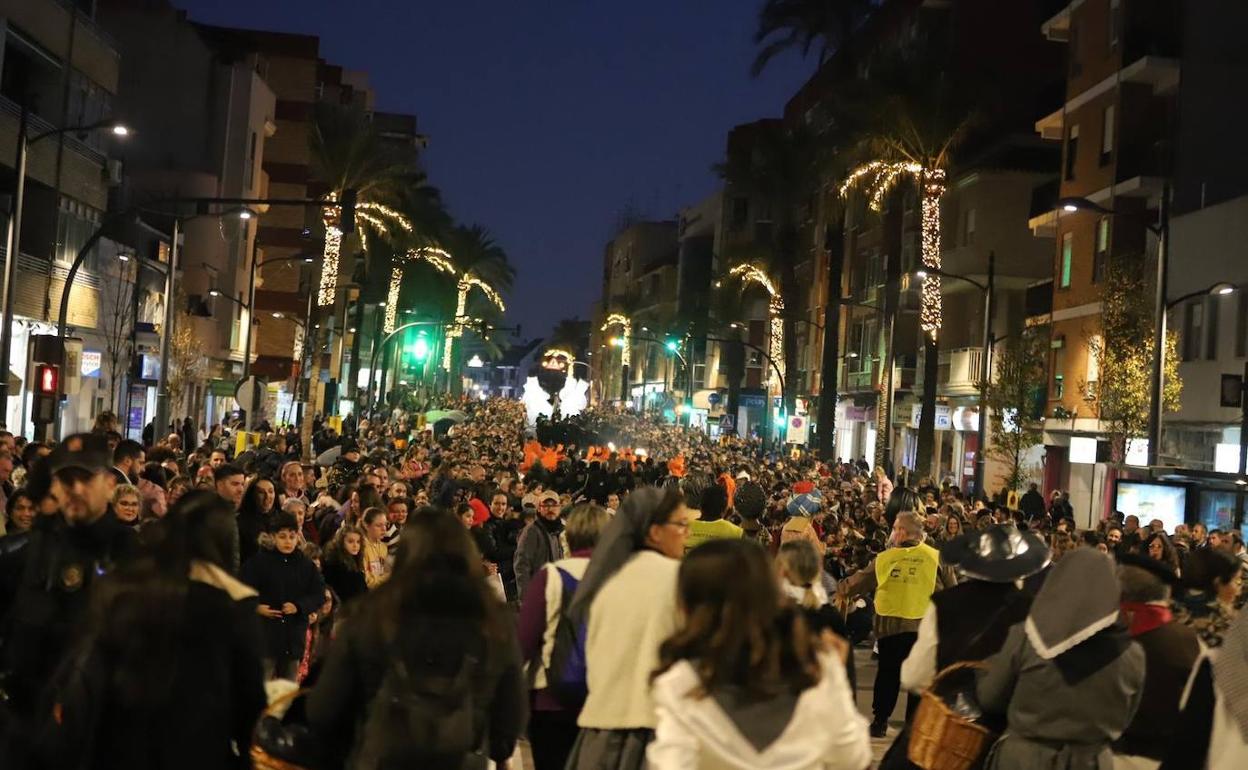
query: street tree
[
  {"left": 167, "top": 300, "right": 205, "bottom": 423},
  {"left": 985, "top": 330, "right": 1047, "bottom": 493},
  {"left": 98, "top": 258, "right": 136, "bottom": 415},
  {"left": 1086, "top": 254, "right": 1182, "bottom": 464}
]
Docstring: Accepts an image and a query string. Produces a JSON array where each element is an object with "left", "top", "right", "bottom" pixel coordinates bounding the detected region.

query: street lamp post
[
  {"left": 1061, "top": 193, "right": 1171, "bottom": 465},
  {"left": 2, "top": 110, "right": 129, "bottom": 427},
  {"left": 224, "top": 250, "right": 316, "bottom": 433},
  {"left": 916, "top": 251, "right": 995, "bottom": 496}
]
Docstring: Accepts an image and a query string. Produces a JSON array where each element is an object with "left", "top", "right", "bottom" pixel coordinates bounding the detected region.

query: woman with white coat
[{"left": 647, "top": 538, "right": 871, "bottom": 770}]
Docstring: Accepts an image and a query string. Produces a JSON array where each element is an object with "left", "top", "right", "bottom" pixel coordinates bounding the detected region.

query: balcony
[{"left": 938, "top": 347, "right": 984, "bottom": 397}]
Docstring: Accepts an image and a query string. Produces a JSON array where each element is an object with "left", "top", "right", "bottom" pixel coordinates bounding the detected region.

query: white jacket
[{"left": 647, "top": 651, "right": 871, "bottom": 770}]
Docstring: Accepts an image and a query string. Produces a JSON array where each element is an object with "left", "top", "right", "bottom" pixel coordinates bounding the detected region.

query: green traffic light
[
  {"left": 665, "top": 339, "right": 679, "bottom": 352},
  {"left": 411, "top": 332, "right": 430, "bottom": 362}
]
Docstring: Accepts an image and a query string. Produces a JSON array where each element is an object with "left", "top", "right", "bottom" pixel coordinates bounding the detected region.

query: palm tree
[
  {"left": 310, "top": 103, "right": 420, "bottom": 307},
  {"left": 438, "top": 225, "right": 514, "bottom": 396},
  {"left": 750, "top": 0, "right": 876, "bottom": 76},
  {"left": 716, "top": 121, "right": 827, "bottom": 429},
  {"left": 839, "top": 40, "right": 980, "bottom": 479}
]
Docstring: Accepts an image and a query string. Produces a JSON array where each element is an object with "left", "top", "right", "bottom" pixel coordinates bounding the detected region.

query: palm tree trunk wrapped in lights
[
  {"left": 918, "top": 168, "right": 946, "bottom": 340},
  {"left": 384, "top": 246, "right": 456, "bottom": 333},
  {"left": 600, "top": 312, "right": 632, "bottom": 400},
  {"left": 442, "top": 274, "right": 505, "bottom": 371},
  {"left": 728, "top": 263, "right": 785, "bottom": 387}
]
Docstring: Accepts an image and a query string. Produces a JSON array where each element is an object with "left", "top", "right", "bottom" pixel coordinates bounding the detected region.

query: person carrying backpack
[
  {"left": 306, "top": 507, "right": 527, "bottom": 770},
  {"left": 517, "top": 504, "right": 611, "bottom": 770}
]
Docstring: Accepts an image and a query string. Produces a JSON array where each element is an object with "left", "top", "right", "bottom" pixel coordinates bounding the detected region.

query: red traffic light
[{"left": 36, "top": 364, "right": 58, "bottom": 395}]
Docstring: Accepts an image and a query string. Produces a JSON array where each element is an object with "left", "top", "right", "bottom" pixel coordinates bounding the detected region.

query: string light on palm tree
[
  {"left": 600, "top": 313, "right": 632, "bottom": 367},
  {"left": 384, "top": 245, "right": 456, "bottom": 332},
  {"left": 441, "top": 274, "right": 505, "bottom": 370},
  {"left": 316, "top": 192, "right": 413, "bottom": 307},
  {"left": 728, "top": 263, "right": 785, "bottom": 386},
  {"left": 841, "top": 160, "right": 945, "bottom": 339}
]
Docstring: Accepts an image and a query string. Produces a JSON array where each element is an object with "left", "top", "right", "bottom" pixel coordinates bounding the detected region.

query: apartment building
[
  {"left": 591, "top": 219, "right": 678, "bottom": 412},
  {"left": 1162, "top": 0, "right": 1248, "bottom": 490},
  {"left": 1029, "top": 0, "right": 1181, "bottom": 518},
  {"left": 98, "top": 0, "right": 277, "bottom": 430},
  {"left": 0, "top": 0, "right": 125, "bottom": 435}
]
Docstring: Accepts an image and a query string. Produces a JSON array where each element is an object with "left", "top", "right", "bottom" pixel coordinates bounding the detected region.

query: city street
[{"left": 2, "top": 0, "right": 1246, "bottom": 769}]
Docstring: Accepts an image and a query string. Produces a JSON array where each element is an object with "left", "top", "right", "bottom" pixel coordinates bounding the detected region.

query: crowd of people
[{"left": 0, "top": 398, "right": 1244, "bottom": 769}]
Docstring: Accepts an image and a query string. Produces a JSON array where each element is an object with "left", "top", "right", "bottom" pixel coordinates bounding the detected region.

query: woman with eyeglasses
[{"left": 563, "top": 486, "right": 690, "bottom": 770}]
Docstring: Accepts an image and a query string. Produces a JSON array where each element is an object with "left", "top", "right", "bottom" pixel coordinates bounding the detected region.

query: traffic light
[
  {"left": 36, "top": 364, "right": 58, "bottom": 395},
  {"left": 412, "top": 332, "right": 430, "bottom": 362},
  {"left": 664, "top": 337, "right": 679, "bottom": 353},
  {"left": 338, "top": 188, "right": 357, "bottom": 234},
  {"left": 31, "top": 363, "right": 59, "bottom": 425}
]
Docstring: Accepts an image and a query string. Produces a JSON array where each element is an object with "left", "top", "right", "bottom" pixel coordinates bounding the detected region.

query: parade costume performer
[
  {"left": 976, "top": 548, "right": 1145, "bottom": 770},
  {"left": 522, "top": 347, "right": 589, "bottom": 426},
  {"left": 880, "top": 523, "right": 1050, "bottom": 770}
]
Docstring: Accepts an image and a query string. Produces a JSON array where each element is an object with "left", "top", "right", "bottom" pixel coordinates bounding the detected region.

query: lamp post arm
[{"left": 367, "top": 320, "right": 447, "bottom": 408}]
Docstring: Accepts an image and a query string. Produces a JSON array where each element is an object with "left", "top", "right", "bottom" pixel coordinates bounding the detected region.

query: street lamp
[
  {"left": 915, "top": 252, "right": 995, "bottom": 496},
  {"left": 1060, "top": 193, "right": 1170, "bottom": 465},
  {"left": 1, "top": 113, "right": 130, "bottom": 426}
]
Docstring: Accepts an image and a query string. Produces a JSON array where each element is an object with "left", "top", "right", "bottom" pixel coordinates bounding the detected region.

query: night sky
[{"left": 177, "top": 0, "right": 811, "bottom": 341}]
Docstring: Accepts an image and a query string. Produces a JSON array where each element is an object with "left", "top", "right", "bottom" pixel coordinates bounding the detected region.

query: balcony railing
[{"left": 0, "top": 94, "right": 108, "bottom": 167}]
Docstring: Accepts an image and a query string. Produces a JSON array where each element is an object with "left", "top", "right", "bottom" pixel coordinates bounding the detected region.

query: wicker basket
[
  {"left": 907, "top": 661, "right": 996, "bottom": 770},
  {"left": 251, "top": 688, "right": 314, "bottom": 770}
]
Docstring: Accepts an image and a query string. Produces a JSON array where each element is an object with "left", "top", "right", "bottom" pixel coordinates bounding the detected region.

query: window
[
  {"left": 1085, "top": 334, "right": 1101, "bottom": 399},
  {"left": 1237, "top": 292, "right": 1248, "bottom": 358},
  {"left": 1100, "top": 105, "right": 1115, "bottom": 165},
  {"left": 1065, "top": 125, "right": 1080, "bottom": 180},
  {"left": 1093, "top": 217, "right": 1110, "bottom": 282},
  {"left": 1183, "top": 301, "right": 1204, "bottom": 362},
  {"left": 1060, "top": 232, "right": 1073, "bottom": 288},
  {"left": 1052, "top": 347, "right": 1066, "bottom": 400},
  {"left": 1207, "top": 296, "right": 1220, "bottom": 360},
  {"left": 963, "top": 207, "right": 977, "bottom": 246},
  {"left": 1109, "top": 0, "right": 1122, "bottom": 51}
]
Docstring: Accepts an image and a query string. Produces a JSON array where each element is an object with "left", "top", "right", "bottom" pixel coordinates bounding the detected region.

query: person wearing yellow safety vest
[{"left": 839, "top": 509, "right": 956, "bottom": 738}]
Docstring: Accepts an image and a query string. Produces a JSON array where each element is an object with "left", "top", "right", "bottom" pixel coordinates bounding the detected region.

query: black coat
[
  {"left": 306, "top": 602, "right": 527, "bottom": 768},
  {"left": 481, "top": 516, "right": 523, "bottom": 600},
  {"left": 1019, "top": 489, "right": 1046, "bottom": 520},
  {"left": 239, "top": 548, "right": 325, "bottom": 662},
  {"left": 322, "top": 559, "right": 368, "bottom": 605},
  {"left": 85, "top": 582, "right": 267, "bottom": 770},
  {"left": 236, "top": 510, "right": 270, "bottom": 567},
  {"left": 0, "top": 511, "right": 137, "bottom": 717}
]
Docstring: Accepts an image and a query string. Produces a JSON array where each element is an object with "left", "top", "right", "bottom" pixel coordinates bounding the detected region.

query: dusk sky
[{"left": 179, "top": 0, "right": 812, "bottom": 342}]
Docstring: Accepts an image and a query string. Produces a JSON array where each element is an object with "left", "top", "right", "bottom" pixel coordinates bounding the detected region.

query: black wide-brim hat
[{"left": 941, "top": 524, "right": 1052, "bottom": 582}]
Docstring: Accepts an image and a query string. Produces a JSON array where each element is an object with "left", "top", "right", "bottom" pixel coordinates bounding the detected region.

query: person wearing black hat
[
  {"left": 898, "top": 524, "right": 1050, "bottom": 696},
  {"left": 0, "top": 434, "right": 138, "bottom": 748},
  {"left": 1113, "top": 554, "right": 1201, "bottom": 769},
  {"left": 876, "top": 524, "right": 1049, "bottom": 770}
]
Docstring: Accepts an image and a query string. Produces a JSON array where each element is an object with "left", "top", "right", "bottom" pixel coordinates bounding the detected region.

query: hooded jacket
[
  {"left": 647, "top": 651, "right": 870, "bottom": 770},
  {"left": 239, "top": 544, "right": 325, "bottom": 662}
]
